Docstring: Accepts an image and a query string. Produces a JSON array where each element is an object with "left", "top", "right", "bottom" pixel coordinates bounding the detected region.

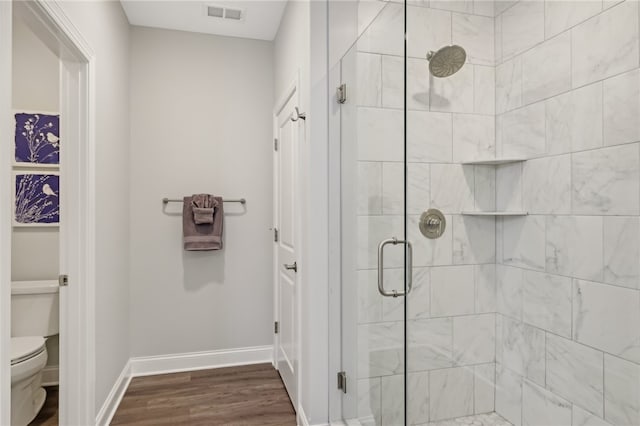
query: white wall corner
[
  {"left": 129, "top": 345, "right": 273, "bottom": 377},
  {"left": 95, "top": 360, "right": 132, "bottom": 426},
  {"left": 301, "top": 0, "right": 331, "bottom": 423}
]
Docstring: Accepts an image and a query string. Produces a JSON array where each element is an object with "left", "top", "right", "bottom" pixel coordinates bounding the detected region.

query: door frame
[
  {"left": 272, "top": 72, "right": 302, "bottom": 413},
  {"left": 0, "top": 2, "right": 97, "bottom": 424},
  {"left": 0, "top": 3, "right": 12, "bottom": 424}
]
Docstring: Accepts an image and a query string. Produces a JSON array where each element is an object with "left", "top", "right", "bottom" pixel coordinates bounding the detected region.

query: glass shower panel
[
  {"left": 336, "top": 0, "right": 640, "bottom": 424},
  {"left": 404, "top": 1, "right": 498, "bottom": 425},
  {"left": 338, "top": 1, "right": 408, "bottom": 424}
]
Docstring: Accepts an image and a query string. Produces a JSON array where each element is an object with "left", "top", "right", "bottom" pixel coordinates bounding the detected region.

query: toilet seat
[{"left": 11, "top": 336, "right": 46, "bottom": 365}]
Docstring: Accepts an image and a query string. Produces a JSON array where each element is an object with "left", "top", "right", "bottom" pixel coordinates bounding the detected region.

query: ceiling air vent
[
  {"left": 205, "top": 5, "right": 244, "bottom": 21},
  {"left": 224, "top": 8, "right": 242, "bottom": 20},
  {"left": 206, "top": 6, "right": 224, "bottom": 18}
]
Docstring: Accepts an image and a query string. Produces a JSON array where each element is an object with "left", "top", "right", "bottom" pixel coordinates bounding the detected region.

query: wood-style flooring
[
  {"left": 30, "top": 386, "right": 58, "bottom": 426},
  {"left": 111, "top": 363, "right": 296, "bottom": 426}
]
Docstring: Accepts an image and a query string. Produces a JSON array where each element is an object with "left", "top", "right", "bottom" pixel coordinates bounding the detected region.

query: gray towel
[
  {"left": 183, "top": 195, "right": 224, "bottom": 251},
  {"left": 191, "top": 194, "right": 217, "bottom": 224}
]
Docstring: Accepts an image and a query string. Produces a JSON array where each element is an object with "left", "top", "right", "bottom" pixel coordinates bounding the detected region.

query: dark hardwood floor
[
  {"left": 30, "top": 386, "right": 58, "bottom": 426},
  {"left": 111, "top": 363, "right": 296, "bottom": 426}
]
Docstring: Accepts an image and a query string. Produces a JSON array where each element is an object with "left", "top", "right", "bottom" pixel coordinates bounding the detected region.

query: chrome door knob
[{"left": 284, "top": 262, "right": 297, "bottom": 273}]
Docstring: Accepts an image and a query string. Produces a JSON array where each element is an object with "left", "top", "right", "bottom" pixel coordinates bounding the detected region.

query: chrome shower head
[{"left": 426, "top": 45, "right": 467, "bottom": 78}]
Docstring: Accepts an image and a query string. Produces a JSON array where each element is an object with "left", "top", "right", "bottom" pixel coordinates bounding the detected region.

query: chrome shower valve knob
[{"left": 419, "top": 209, "right": 446, "bottom": 239}]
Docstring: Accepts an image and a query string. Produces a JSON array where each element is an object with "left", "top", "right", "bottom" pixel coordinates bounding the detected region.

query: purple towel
[
  {"left": 191, "top": 194, "right": 217, "bottom": 224},
  {"left": 183, "top": 195, "right": 224, "bottom": 251}
]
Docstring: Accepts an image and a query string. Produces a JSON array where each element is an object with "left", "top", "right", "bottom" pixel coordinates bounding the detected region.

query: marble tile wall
[
  {"left": 347, "top": 0, "right": 640, "bottom": 425},
  {"left": 494, "top": 2, "right": 640, "bottom": 426}
]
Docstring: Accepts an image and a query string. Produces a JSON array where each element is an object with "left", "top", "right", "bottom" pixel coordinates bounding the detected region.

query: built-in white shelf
[
  {"left": 461, "top": 158, "right": 527, "bottom": 165},
  {"left": 461, "top": 211, "right": 529, "bottom": 216}
]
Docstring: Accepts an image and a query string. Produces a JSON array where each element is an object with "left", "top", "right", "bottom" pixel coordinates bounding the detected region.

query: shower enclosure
[{"left": 331, "top": 1, "right": 640, "bottom": 425}]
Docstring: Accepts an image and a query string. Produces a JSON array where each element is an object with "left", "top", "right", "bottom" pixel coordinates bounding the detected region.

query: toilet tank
[{"left": 11, "top": 280, "right": 59, "bottom": 337}]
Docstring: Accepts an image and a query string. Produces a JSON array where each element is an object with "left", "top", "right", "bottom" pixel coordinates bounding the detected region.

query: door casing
[{"left": 0, "top": 2, "right": 97, "bottom": 424}]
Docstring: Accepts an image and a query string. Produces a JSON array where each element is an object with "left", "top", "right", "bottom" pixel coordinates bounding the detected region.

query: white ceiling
[{"left": 120, "top": 1, "right": 288, "bottom": 41}]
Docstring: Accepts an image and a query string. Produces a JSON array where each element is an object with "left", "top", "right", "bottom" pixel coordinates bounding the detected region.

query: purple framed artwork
[
  {"left": 14, "top": 111, "right": 60, "bottom": 166},
  {"left": 13, "top": 172, "right": 60, "bottom": 226}
]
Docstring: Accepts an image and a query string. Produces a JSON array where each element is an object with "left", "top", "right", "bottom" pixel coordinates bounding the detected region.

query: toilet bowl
[
  {"left": 11, "top": 280, "right": 59, "bottom": 426},
  {"left": 11, "top": 336, "right": 48, "bottom": 426}
]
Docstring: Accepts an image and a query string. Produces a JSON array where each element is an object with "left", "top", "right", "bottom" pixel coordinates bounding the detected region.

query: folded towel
[
  {"left": 183, "top": 195, "right": 224, "bottom": 251},
  {"left": 193, "top": 207, "right": 214, "bottom": 224},
  {"left": 191, "top": 194, "right": 216, "bottom": 224}
]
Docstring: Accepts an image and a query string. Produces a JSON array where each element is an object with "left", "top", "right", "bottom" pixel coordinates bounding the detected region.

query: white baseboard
[
  {"left": 129, "top": 345, "right": 273, "bottom": 377},
  {"left": 298, "top": 405, "right": 310, "bottom": 426},
  {"left": 41, "top": 365, "right": 59, "bottom": 387},
  {"left": 298, "top": 405, "right": 333, "bottom": 426},
  {"left": 95, "top": 360, "right": 131, "bottom": 426}
]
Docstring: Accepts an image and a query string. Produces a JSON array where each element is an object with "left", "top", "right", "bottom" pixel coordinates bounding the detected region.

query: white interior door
[{"left": 274, "top": 89, "right": 299, "bottom": 409}]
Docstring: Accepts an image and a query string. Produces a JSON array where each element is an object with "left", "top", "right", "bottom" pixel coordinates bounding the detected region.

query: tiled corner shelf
[
  {"left": 461, "top": 157, "right": 528, "bottom": 216},
  {"left": 461, "top": 158, "right": 527, "bottom": 165},
  {"left": 461, "top": 211, "right": 528, "bottom": 216}
]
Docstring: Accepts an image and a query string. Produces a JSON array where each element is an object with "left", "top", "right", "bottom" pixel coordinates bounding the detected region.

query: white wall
[
  {"left": 274, "top": 1, "right": 309, "bottom": 101},
  {"left": 11, "top": 17, "right": 59, "bottom": 282},
  {"left": 129, "top": 27, "right": 274, "bottom": 357},
  {"left": 55, "top": 0, "right": 132, "bottom": 414},
  {"left": 307, "top": 1, "right": 331, "bottom": 424}
]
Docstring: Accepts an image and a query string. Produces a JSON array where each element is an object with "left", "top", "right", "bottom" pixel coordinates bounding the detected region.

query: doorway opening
[{"left": 1, "top": 1, "right": 96, "bottom": 425}]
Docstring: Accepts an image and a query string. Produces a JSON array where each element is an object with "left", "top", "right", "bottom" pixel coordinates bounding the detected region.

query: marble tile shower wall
[
  {"left": 353, "top": 1, "right": 498, "bottom": 424},
  {"left": 493, "top": 1, "right": 640, "bottom": 426}
]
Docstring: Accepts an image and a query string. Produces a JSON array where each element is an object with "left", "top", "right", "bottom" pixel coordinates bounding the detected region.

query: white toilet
[{"left": 11, "top": 280, "right": 59, "bottom": 426}]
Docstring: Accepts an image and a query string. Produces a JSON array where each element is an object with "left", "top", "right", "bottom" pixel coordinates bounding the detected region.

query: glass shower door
[
  {"left": 338, "top": 0, "right": 409, "bottom": 424},
  {"left": 337, "top": 0, "right": 494, "bottom": 424},
  {"left": 339, "top": 1, "right": 640, "bottom": 425}
]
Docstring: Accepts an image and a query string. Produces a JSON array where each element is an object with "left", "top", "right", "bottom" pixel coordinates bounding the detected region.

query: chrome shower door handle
[{"left": 377, "top": 238, "right": 413, "bottom": 298}]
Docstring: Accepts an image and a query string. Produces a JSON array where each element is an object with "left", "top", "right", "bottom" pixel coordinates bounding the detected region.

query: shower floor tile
[
  {"left": 428, "top": 412, "right": 513, "bottom": 426},
  {"left": 344, "top": 412, "right": 514, "bottom": 426}
]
